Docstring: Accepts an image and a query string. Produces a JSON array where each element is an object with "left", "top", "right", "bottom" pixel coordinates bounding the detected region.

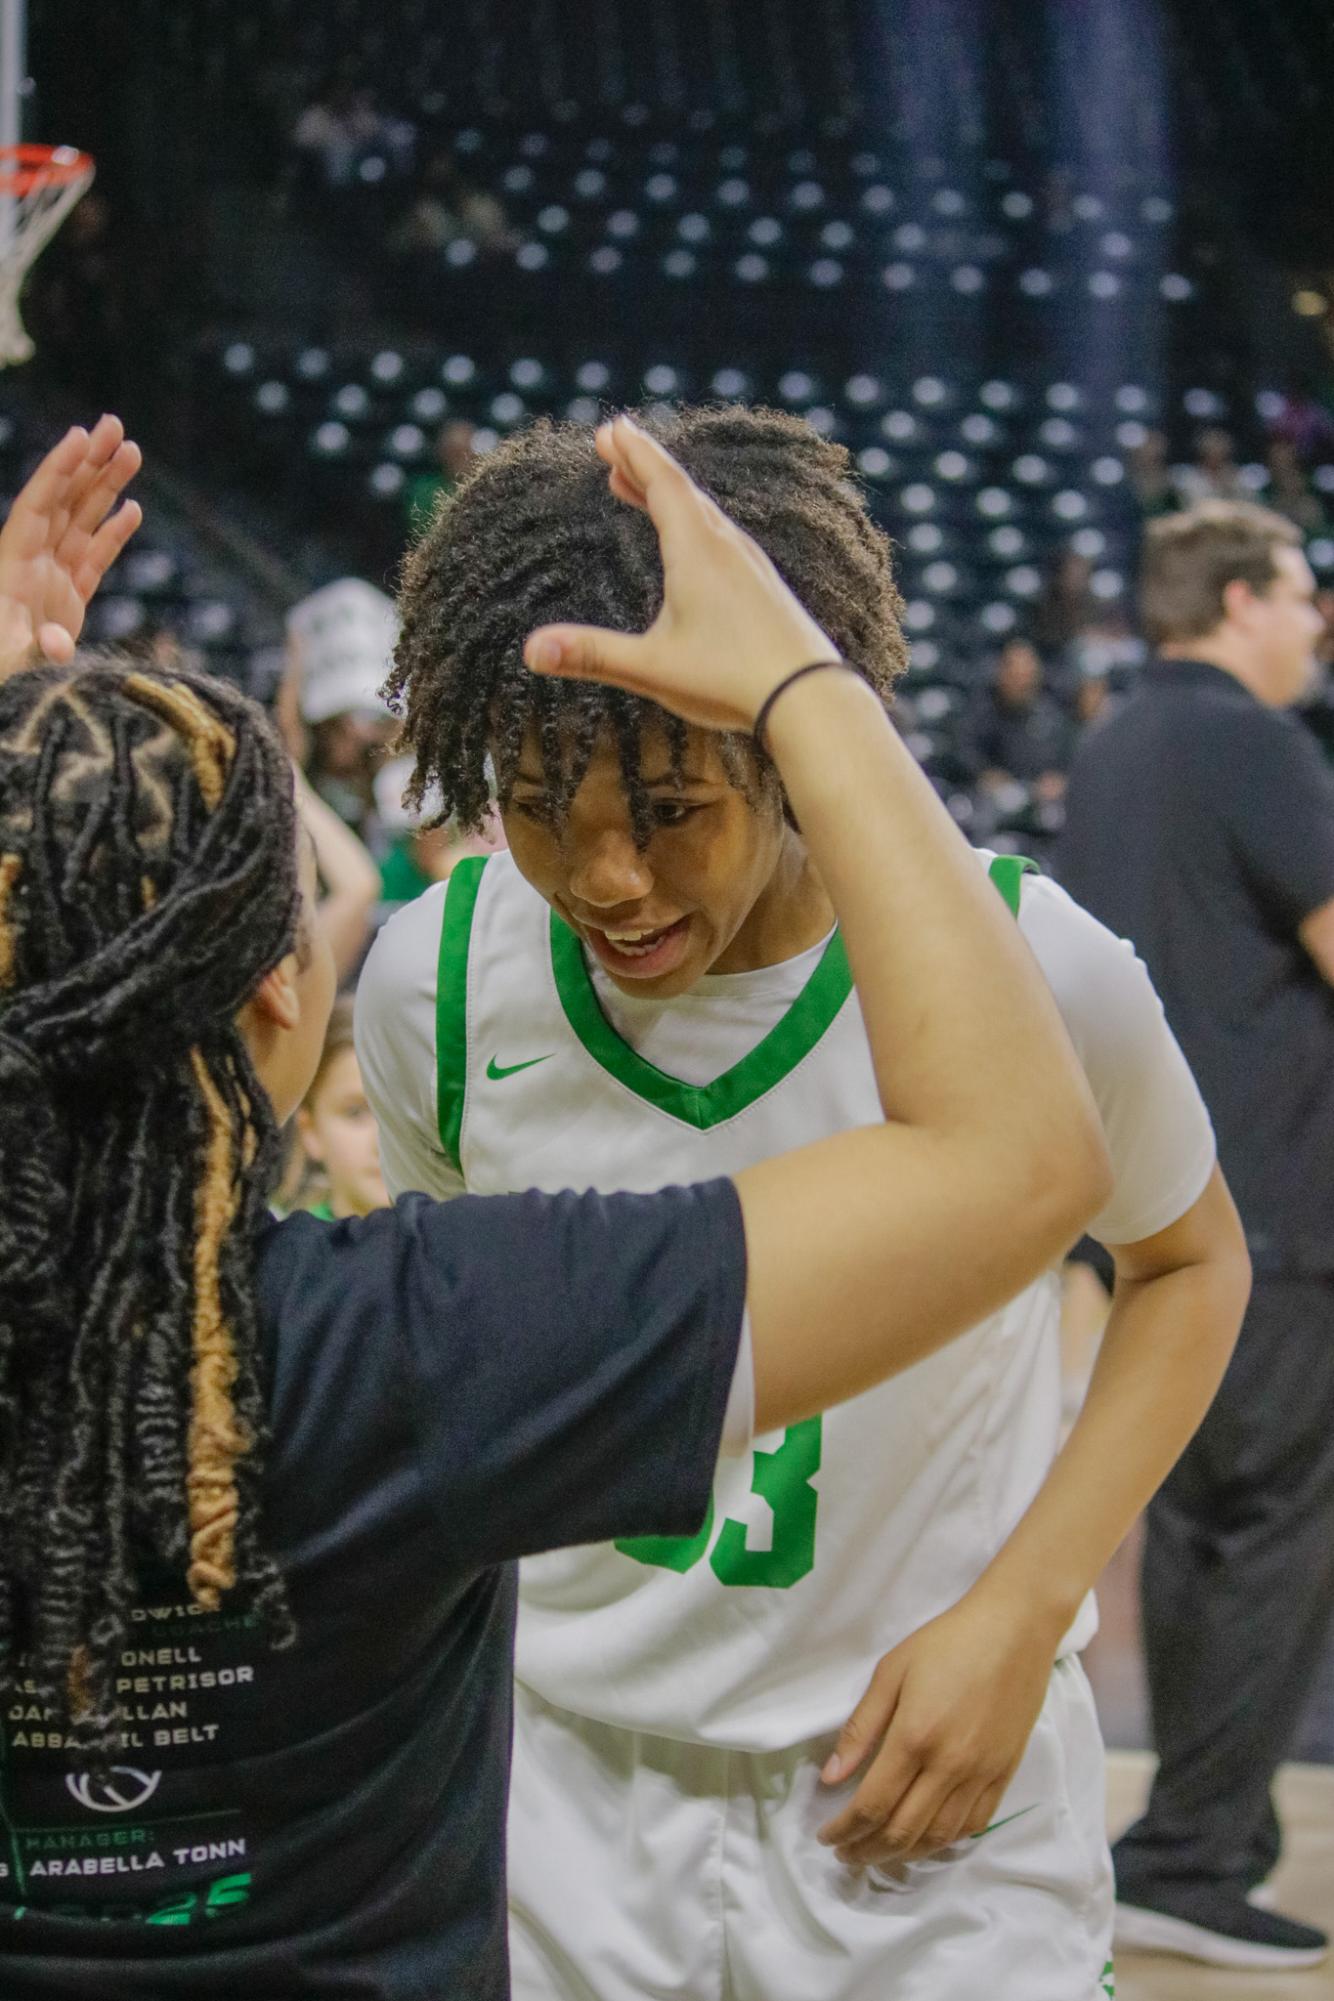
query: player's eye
[
  {"left": 510, "top": 798, "right": 552, "bottom": 824},
  {"left": 652, "top": 800, "right": 700, "bottom": 829}
]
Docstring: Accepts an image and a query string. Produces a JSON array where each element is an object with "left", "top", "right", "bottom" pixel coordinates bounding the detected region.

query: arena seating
[
  {"left": 195, "top": 329, "right": 1334, "bottom": 861},
  {"left": 42, "top": 0, "right": 1333, "bottom": 865},
  {"left": 203, "top": 334, "right": 1334, "bottom": 646},
  {"left": 287, "top": 112, "right": 1222, "bottom": 384}
]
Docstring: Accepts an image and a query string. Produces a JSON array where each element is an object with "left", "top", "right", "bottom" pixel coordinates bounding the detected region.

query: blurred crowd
[{"left": 282, "top": 75, "right": 516, "bottom": 262}]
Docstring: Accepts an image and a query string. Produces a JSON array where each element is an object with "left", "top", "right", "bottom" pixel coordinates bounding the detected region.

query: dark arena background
[{"left": 5, "top": 4, "right": 1334, "bottom": 1996}]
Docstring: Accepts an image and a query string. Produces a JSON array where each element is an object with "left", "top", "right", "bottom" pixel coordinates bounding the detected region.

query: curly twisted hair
[
  {"left": 0, "top": 658, "right": 300, "bottom": 1759},
  {"left": 388, "top": 404, "right": 908, "bottom": 842}
]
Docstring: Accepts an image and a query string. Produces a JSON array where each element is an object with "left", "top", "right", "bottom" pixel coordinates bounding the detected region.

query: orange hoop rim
[{"left": 0, "top": 145, "right": 95, "bottom": 198}]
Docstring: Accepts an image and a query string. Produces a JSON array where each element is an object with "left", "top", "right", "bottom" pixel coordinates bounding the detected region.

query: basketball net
[{"left": 0, "top": 144, "right": 95, "bottom": 368}]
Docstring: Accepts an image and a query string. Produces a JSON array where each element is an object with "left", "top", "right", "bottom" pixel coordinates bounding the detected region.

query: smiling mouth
[{"left": 581, "top": 915, "right": 692, "bottom": 978}]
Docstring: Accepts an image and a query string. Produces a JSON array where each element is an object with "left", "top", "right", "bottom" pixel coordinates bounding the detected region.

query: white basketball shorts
[{"left": 508, "top": 1656, "right": 1115, "bottom": 2001}]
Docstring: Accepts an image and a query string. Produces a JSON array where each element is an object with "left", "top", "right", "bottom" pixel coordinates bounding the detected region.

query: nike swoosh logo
[
  {"left": 968, "top": 1803, "right": 1039, "bottom": 1842},
  {"left": 486, "top": 1054, "right": 555, "bottom": 1081}
]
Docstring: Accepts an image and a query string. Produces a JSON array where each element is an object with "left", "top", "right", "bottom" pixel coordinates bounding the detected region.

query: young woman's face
[
  {"left": 298, "top": 1046, "right": 388, "bottom": 1217},
  {"left": 500, "top": 721, "right": 800, "bottom": 996}
]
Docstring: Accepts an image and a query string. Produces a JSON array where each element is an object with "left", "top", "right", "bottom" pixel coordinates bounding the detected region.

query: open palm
[{"left": 0, "top": 413, "right": 142, "bottom": 677}]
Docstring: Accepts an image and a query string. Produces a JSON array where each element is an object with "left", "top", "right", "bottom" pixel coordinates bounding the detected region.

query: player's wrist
[
  {"left": 757, "top": 662, "right": 882, "bottom": 749},
  {"left": 966, "top": 1557, "right": 1084, "bottom": 1644},
  {"left": 752, "top": 659, "right": 854, "bottom": 751}
]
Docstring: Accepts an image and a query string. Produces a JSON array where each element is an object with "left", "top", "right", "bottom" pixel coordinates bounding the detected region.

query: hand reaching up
[
  {"left": 0, "top": 414, "right": 142, "bottom": 679},
  {"left": 523, "top": 414, "right": 836, "bottom": 733}
]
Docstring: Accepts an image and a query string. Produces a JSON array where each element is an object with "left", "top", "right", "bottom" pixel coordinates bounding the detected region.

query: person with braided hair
[
  {"left": 359, "top": 407, "right": 1247, "bottom": 2001},
  {"left": 0, "top": 416, "right": 1114, "bottom": 1998}
]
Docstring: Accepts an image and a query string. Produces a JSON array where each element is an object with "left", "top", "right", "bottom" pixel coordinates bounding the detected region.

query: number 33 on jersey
[
  {"left": 385, "top": 845, "right": 1074, "bottom": 1750},
  {"left": 618, "top": 1415, "right": 822, "bottom": 1589}
]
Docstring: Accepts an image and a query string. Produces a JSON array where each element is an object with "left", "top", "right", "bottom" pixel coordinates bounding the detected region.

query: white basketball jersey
[{"left": 429, "top": 848, "right": 1093, "bottom": 1751}]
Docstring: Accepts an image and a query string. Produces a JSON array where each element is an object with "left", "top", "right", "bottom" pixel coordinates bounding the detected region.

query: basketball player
[
  {"left": 358, "top": 411, "right": 1250, "bottom": 2001},
  {"left": 0, "top": 412, "right": 1107, "bottom": 2000}
]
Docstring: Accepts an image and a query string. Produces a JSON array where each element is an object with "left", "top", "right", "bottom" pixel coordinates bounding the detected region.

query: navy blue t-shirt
[
  {"left": 1058, "top": 659, "right": 1334, "bottom": 1272},
  {"left": 0, "top": 1181, "right": 746, "bottom": 1999}
]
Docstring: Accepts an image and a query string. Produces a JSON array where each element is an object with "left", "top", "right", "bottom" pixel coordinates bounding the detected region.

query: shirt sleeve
[
  {"left": 354, "top": 887, "right": 465, "bottom": 1201},
  {"left": 1019, "top": 873, "right": 1217, "bottom": 1247},
  {"left": 384, "top": 1182, "right": 747, "bottom": 1565},
  {"left": 1218, "top": 707, "right": 1334, "bottom": 934}
]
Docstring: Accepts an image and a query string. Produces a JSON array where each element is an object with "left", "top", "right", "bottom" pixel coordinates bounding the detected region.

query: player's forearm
[
  {"left": 294, "top": 765, "right": 381, "bottom": 901},
  {"left": 739, "top": 675, "right": 1111, "bottom": 1433},
  {"left": 293, "top": 766, "right": 381, "bottom": 977},
  {"left": 967, "top": 1255, "right": 1247, "bottom": 1638},
  {"left": 766, "top": 673, "right": 1107, "bottom": 1193}
]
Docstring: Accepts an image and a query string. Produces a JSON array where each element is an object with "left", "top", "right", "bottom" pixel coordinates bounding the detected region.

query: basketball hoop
[{"left": 0, "top": 144, "right": 95, "bottom": 368}]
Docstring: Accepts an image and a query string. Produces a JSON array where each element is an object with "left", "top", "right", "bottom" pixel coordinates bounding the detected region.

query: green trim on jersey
[
  {"left": 547, "top": 856, "right": 1034, "bottom": 1126},
  {"left": 435, "top": 855, "right": 489, "bottom": 1172},
  {"left": 987, "top": 852, "right": 1038, "bottom": 916},
  {"left": 434, "top": 850, "right": 1036, "bottom": 1163},
  {"left": 549, "top": 914, "right": 854, "bottom": 1128}
]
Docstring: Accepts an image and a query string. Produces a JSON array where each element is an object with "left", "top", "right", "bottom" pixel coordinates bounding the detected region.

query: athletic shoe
[{"left": 1114, "top": 1887, "right": 1327, "bottom": 1970}]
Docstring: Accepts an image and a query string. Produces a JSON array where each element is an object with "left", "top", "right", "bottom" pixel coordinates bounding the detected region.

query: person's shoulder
[
  {"left": 1006, "top": 868, "right": 1145, "bottom": 1033},
  {"left": 356, "top": 880, "right": 450, "bottom": 1056},
  {"left": 1205, "top": 691, "right": 1334, "bottom": 786}
]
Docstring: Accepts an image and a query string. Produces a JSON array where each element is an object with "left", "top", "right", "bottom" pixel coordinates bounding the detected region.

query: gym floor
[{"left": 1107, "top": 1756, "right": 1334, "bottom": 1999}]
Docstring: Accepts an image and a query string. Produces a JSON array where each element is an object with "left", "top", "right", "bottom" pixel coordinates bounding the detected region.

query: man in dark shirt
[{"left": 1058, "top": 498, "right": 1334, "bottom": 1972}]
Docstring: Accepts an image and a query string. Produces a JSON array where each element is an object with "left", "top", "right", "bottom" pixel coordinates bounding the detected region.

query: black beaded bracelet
[{"left": 752, "top": 658, "right": 852, "bottom": 753}]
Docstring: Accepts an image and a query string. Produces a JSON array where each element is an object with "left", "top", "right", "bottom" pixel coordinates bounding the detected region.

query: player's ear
[{"left": 248, "top": 955, "right": 302, "bottom": 1033}]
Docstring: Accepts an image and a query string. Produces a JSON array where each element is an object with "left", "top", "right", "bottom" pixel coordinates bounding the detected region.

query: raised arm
[
  {"left": 526, "top": 416, "right": 1111, "bottom": 1431},
  {"left": 292, "top": 763, "right": 383, "bottom": 983},
  {"left": 0, "top": 415, "right": 142, "bottom": 679}
]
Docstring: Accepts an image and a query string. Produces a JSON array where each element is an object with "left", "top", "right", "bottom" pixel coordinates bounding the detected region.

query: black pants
[{"left": 1114, "top": 1276, "right": 1334, "bottom": 1896}]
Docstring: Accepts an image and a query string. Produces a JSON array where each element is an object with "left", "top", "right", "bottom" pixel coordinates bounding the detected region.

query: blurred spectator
[
  {"left": 1066, "top": 605, "right": 1148, "bottom": 685},
  {"left": 293, "top": 82, "right": 377, "bottom": 188},
  {"left": 306, "top": 705, "right": 393, "bottom": 843},
  {"left": 295, "top": 765, "right": 383, "bottom": 983},
  {"left": 404, "top": 420, "right": 478, "bottom": 537},
  {"left": 1059, "top": 498, "right": 1334, "bottom": 1968},
  {"left": 964, "top": 637, "right": 1075, "bottom": 801},
  {"left": 292, "top": 83, "right": 411, "bottom": 188},
  {"left": 1127, "top": 430, "right": 1179, "bottom": 518},
  {"left": 287, "top": 578, "right": 399, "bottom": 841},
  {"left": 374, "top": 753, "right": 507, "bottom": 905},
  {"left": 1033, "top": 548, "right": 1099, "bottom": 656},
  {"left": 1265, "top": 437, "right": 1326, "bottom": 537},
  {"left": 1173, "top": 427, "right": 1245, "bottom": 508},
  {"left": 385, "top": 818, "right": 508, "bottom": 906},
  {"left": 1267, "top": 372, "right": 1334, "bottom": 466},
  {"left": 389, "top": 156, "right": 515, "bottom": 260},
  {"left": 295, "top": 999, "right": 389, "bottom": 1219},
  {"left": 1073, "top": 675, "right": 1113, "bottom": 733}
]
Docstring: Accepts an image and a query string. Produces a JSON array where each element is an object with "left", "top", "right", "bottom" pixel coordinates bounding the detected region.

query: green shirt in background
[{"left": 380, "top": 837, "right": 435, "bottom": 906}]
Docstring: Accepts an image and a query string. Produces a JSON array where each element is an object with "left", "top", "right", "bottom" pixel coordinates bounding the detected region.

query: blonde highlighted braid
[{"left": 0, "top": 657, "right": 300, "bottom": 1758}]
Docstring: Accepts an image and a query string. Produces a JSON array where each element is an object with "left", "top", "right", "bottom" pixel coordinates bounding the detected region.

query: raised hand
[
  {"left": 522, "top": 414, "right": 836, "bottom": 732},
  {"left": 0, "top": 414, "right": 143, "bottom": 678}
]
